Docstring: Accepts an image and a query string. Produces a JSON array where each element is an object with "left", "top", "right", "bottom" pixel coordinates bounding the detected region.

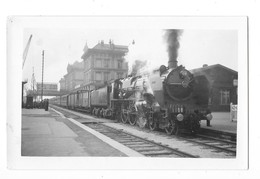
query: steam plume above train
[
  {"left": 164, "top": 29, "right": 183, "bottom": 69},
  {"left": 130, "top": 60, "right": 147, "bottom": 76}
]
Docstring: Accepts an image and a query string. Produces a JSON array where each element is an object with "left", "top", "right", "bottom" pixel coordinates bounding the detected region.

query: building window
[
  {"left": 117, "top": 60, "right": 122, "bottom": 69},
  {"left": 220, "top": 90, "right": 230, "bottom": 105},
  {"left": 104, "top": 59, "right": 110, "bottom": 68},
  {"left": 85, "top": 73, "right": 88, "bottom": 83},
  {"left": 104, "top": 72, "right": 110, "bottom": 81},
  {"left": 95, "top": 72, "right": 102, "bottom": 81},
  {"left": 111, "top": 59, "right": 114, "bottom": 68},
  {"left": 84, "top": 60, "right": 89, "bottom": 70},
  {"left": 95, "top": 58, "right": 102, "bottom": 68}
]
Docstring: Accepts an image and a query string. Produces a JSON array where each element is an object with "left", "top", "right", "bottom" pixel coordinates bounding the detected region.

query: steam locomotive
[{"left": 50, "top": 63, "right": 212, "bottom": 135}]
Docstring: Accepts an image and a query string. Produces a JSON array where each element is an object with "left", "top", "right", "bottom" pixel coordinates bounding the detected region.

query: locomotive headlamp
[
  {"left": 206, "top": 113, "right": 213, "bottom": 121},
  {"left": 177, "top": 113, "right": 184, "bottom": 121}
]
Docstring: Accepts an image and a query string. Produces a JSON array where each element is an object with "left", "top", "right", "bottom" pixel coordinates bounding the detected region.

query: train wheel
[
  {"left": 96, "top": 109, "right": 99, "bottom": 116},
  {"left": 129, "top": 114, "right": 137, "bottom": 126},
  {"left": 121, "top": 109, "right": 128, "bottom": 124},
  {"left": 98, "top": 108, "right": 102, "bottom": 118},
  {"left": 114, "top": 111, "right": 121, "bottom": 122},
  {"left": 92, "top": 108, "right": 96, "bottom": 116},
  {"left": 165, "top": 119, "right": 178, "bottom": 135},
  {"left": 100, "top": 109, "right": 104, "bottom": 118},
  {"left": 96, "top": 108, "right": 100, "bottom": 117},
  {"left": 137, "top": 113, "right": 147, "bottom": 128},
  {"left": 148, "top": 115, "right": 158, "bottom": 131},
  {"left": 102, "top": 109, "right": 107, "bottom": 118},
  {"left": 105, "top": 109, "right": 112, "bottom": 119}
]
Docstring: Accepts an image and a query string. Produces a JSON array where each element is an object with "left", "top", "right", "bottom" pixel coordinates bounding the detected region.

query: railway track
[
  {"left": 200, "top": 128, "right": 237, "bottom": 142},
  {"left": 116, "top": 124, "right": 237, "bottom": 156},
  {"left": 51, "top": 106, "right": 236, "bottom": 157},
  {"left": 82, "top": 122, "right": 199, "bottom": 158},
  {"left": 178, "top": 133, "right": 236, "bottom": 155}
]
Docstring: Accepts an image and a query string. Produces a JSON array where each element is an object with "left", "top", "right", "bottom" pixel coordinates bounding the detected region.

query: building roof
[
  {"left": 190, "top": 64, "right": 238, "bottom": 75},
  {"left": 81, "top": 41, "right": 128, "bottom": 59},
  {"left": 67, "top": 61, "right": 84, "bottom": 73},
  {"left": 93, "top": 43, "right": 128, "bottom": 51}
]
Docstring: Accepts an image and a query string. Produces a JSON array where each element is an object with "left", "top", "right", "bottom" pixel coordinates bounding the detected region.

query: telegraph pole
[
  {"left": 32, "top": 67, "right": 35, "bottom": 102},
  {"left": 41, "top": 50, "right": 44, "bottom": 101}
]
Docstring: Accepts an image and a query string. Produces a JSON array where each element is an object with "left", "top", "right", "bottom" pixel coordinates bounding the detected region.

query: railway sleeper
[
  {"left": 141, "top": 150, "right": 175, "bottom": 156},
  {"left": 124, "top": 144, "right": 155, "bottom": 148},
  {"left": 121, "top": 141, "right": 149, "bottom": 145},
  {"left": 134, "top": 147, "right": 165, "bottom": 152},
  {"left": 114, "top": 139, "right": 143, "bottom": 143}
]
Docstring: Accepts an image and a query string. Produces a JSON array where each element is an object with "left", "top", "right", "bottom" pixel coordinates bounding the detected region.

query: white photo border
[{"left": 7, "top": 16, "right": 248, "bottom": 170}]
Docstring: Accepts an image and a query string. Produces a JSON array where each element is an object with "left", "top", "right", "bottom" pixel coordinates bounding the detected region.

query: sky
[{"left": 23, "top": 28, "right": 238, "bottom": 89}]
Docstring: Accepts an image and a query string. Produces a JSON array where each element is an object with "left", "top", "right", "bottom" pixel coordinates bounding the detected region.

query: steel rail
[{"left": 85, "top": 122, "right": 199, "bottom": 158}]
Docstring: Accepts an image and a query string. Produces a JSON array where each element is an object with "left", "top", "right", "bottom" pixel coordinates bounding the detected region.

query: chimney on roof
[
  {"left": 109, "top": 39, "right": 114, "bottom": 49},
  {"left": 203, "top": 64, "right": 208, "bottom": 68},
  {"left": 83, "top": 41, "right": 88, "bottom": 52},
  {"left": 101, "top": 40, "right": 104, "bottom": 46},
  {"left": 109, "top": 39, "right": 112, "bottom": 48}
]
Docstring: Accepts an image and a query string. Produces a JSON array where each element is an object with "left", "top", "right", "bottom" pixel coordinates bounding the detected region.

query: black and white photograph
[{"left": 7, "top": 16, "right": 248, "bottom": 171}]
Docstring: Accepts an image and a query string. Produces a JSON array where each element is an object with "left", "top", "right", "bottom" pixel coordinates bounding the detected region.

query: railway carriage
[
  {"left": 75, "top": 90, "right": 91, "bottom": 113},
  {"left": 60, "top": 95, "right": 68, "bottom": 107},
  {"left": 91, "top": 85, "right": 114, "bottom": 117},
  {"left": 67, "top": 92, "right": 76, "bottom": 109}
]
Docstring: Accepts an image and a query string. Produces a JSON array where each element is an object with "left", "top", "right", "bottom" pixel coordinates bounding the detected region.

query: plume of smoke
[
  {"left": 164, "top": 29, "right": 183, "bottom": 68},
  {"left": 130, "top": 60, "right": 147, "bottom": 76}
]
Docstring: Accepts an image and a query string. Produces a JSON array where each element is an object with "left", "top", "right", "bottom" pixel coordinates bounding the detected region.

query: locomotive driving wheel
[
  {"left": 165, "top": 119, "right": 179, "bottom": 135},
  {"left": 121, "top": 108, "right": 128, "bottom": 124},
  {"left": 128, "top": 104, "right": 137, "bottom": 126},
  {"left": 148, "top": 112, "right": 158, "bottom": 131},
  {"left": 137, "top": 114, "right": 147, "bottom": 128},
  {"left": 129, "top": 113, "right": 137, "bottom": 125}
]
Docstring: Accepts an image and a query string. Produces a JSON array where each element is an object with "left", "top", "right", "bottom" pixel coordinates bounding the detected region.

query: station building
[
  {"left": 81, "top": 40, "right": 129, "bottom": 90},
  {"left": 190, "top": 64, "right": 238, "bottom": 112},
  {"left": 60, "top": 61, "right": 84, "bottom": 92}
]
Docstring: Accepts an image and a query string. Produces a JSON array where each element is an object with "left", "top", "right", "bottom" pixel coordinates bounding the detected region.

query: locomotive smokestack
[{"left": 164, "top": 29, "right": 183, "bottom": 69}]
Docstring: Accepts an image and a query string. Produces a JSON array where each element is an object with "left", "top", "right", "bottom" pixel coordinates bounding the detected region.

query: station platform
[
  {"left": 22, "top": 108, "right": 132, "bottom": 157},
  {"left": 200, "top": 112, "right": 237, "bottom": 134},
  {"left": 22, "top": 108, "right": 237, "bottom": 156}
]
